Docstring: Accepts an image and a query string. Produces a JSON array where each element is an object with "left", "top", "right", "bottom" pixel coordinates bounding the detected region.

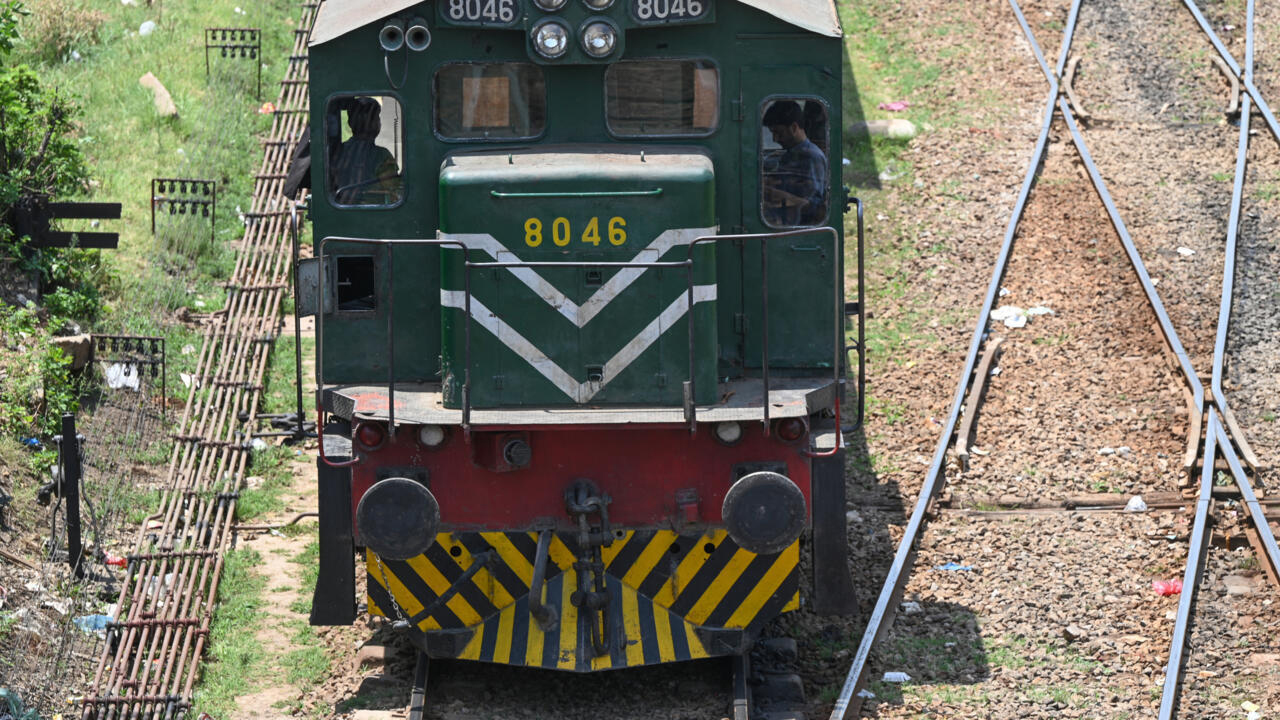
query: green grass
[
  {"left": 237, "top": 444, "right": 300, "bottom": 520},
  {"left": 191, "top": 549, "right": 267, "bottom": 717},
  {"left": 288, "top": 533, "right": 319, "bottom": 615},
  {"left": 5, "top": 0, "right": 297, "bottom": 415},
  {"left": 283, "top": 619, "right": 330, "bottom": 685},
  {"left": 262, "top": 334, "right": 316, "bottom": 416}
]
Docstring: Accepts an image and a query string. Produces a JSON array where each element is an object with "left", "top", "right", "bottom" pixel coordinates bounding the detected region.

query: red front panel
[{"left": 349, "top": 423, "right": 812, "bottom": 533}]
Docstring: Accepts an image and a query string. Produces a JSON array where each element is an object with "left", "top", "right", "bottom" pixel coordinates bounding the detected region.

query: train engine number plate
[
  {"left": 630, "top": 0, "right": 713, "bottom": 25},
  {"left": 440, "top": 0, "right": 520, "bottom": 27}
]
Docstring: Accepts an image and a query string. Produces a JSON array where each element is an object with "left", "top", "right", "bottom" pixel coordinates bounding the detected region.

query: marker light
[
  {"left": 714, "top": 421, "right": 743, "bottom": 446},
  {"left": 776, "top": 417, "right": 807, "bottom": 442},
  {"left": 580, "top": 21, "right": 617, "bottom": 58},
  {"left": 418, "top": 424, "right": 446, "bottom": 448},
  {"left": 533, "top": 0, "right": 567, "bottom": 10},
  {"left": 533, "top": 19, "right": 570, "bottom": 58},
  {"left": 356, "top": 422, "right": 387, "bottom": 450},
  {"left": 583, "top": 0, "right": 615, "bottom": 8}
]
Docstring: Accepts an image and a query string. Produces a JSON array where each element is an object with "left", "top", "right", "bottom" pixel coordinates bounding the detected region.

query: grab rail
[{"left": 313, "top": 224, "right": 849, "bottom": 448}]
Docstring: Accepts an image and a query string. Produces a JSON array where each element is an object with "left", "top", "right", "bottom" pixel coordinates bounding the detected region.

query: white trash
[
  {"left": 882, "top": 671, "right": 912, "bottom": 683},
  {"left": 1176, "top": 247, "right": 1196, "bottom": 257},
  {"left": 139, "top": 20, "right": 156, "bottom": 36},
  {"left": 991, "top": 305, "right": 1027, "bottom": 328},
  {"left": 106, "top": 363, "right": 141, "bottom": 391},
  {"left": 1124, "top": 495, "right": 1148, "bottom": 513}
]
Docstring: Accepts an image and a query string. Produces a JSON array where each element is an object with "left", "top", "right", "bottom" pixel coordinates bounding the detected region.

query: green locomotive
[{"left": 300, "top": 0, "right": 863, "bottom": 696}]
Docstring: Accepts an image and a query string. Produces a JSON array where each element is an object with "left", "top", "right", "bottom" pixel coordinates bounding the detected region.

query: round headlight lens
[
  {"left": 583, "top": 0, "right": 614, "bottom": 8},
  {"left": 533, "top": 0, "right": 567, "bottom": 10},
  {"left": 580, "top": 21, "right": 617, "bottom": 58},
  {"left": 418, "top": 424, "right": 446, "bottom": 448},
  {"left": 533, "top": 19, "right": 570, "bottom": 58},
  {"left": 714, "top": 421, "right": 743, "bottom": 446}
]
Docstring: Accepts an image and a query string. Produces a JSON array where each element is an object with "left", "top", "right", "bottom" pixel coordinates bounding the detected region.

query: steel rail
[
  {"left": 1214, "top": 416, "right": 1280, "bottom": 581},
  {"left": 1200, "top": 0, "right": 1263, "bottom": 469},
  {"left": 1158, "top": 408, "right": 1217, "bottom": 719},
  {"left": 1056, "top": 99, "right": 1205, "bottom": 408},
  {"left": 827, "top": 5, "right": 1074, "bottom": 715},
  {"left": 831, "top": 0, "right": 1225, "bottom": 714},
  {"left": 1181, "top": 0, "right": 1280, "bottom": 147},
  {"left": 1157, "top": 6, "right": 1257, "bottom": 715}
]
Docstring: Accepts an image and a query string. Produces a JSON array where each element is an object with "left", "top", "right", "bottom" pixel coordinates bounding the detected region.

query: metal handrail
[
  {"left": 685, "top": 226, "right": 847, "bottom": 454},
  {"left": 315, "top": 226, "right": 846, "bottom": 444}
]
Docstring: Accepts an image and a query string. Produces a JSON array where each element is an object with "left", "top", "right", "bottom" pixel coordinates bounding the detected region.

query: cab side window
[
  {"left": 326, "top": 95, "right": 405, "bottom": 207},
  {"left": 759, "top": 98, "right": 829, "bottom": 228}
]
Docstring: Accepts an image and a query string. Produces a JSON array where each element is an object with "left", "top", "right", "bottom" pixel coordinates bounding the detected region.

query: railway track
[
  {"left": 829, "top": 0, "right": 1280, "bottom": 717},
  {"left": 77, "top": 4, "right": 315, "bottom": 716}
]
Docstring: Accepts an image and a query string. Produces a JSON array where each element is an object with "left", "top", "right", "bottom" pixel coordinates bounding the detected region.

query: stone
[
  {"left": 1223, "top": 574, "right": 1257, "bottom": 596},
  {"left": 138, "top": 72, "right": 178, "bottom": 118},
  {"left": 1062, "top": 624, "right": 1087, "bottom": 642},
  {"left": 50, "top": 333, "right": 92, "bottom": 370},
  {"left": 355, "top": 643, "right": 390, "bottom": 669},
  {"left": 848, "top": 119, "right": 917, "bottom": 140},
  {"left": 756, "top": 673, "right": 805, "bottom": 704},
  {"left": 351, "top": 712, "right": 397, "bottom": 720},
  {"left": 1249, "top": 653, "right": 1280, "bottom": 666}
]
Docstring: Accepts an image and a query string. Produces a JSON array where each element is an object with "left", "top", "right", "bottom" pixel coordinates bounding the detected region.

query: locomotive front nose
[
  {"left": 721, "top": 471, "right": 806, "bottom": 556},
  {"left": 356, "top": 477, "right": 441, "bottom": 561}
]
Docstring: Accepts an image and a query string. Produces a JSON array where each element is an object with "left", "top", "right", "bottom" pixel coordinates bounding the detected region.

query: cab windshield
[
  {"left": 435, "top": 62, "right": 547, "bottom": 140},
  {"left": 605, "top": 59, "right": 719, "bottom": 137}
]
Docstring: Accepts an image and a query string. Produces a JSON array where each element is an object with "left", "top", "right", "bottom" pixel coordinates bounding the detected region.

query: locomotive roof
[{"left": 309, "top": 0, "right": 841, "bottom": 47}]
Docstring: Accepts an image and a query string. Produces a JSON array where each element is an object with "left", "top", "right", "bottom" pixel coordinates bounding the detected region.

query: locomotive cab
[{"left": 301, "top": 0, "right": 863, "bottom": 675}]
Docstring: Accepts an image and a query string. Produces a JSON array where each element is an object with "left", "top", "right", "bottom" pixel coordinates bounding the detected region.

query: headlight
[
  {"left": 714, "top": 421, "right": 743, "bottom": 446},
  {"left": 532, "top": 19, "right": 570, "bottom": 58},
  {"left": 533, "top": 0, "right": 567, "bottom": 10},
  {"left": 418, "top": 424, "right": 446, "bottom": 448},
  {"left": 583, "top": 0, "right": 614, "bottom": 8},
  {"left": 580, "top": 21, "right": 617, "bottom": 58}
]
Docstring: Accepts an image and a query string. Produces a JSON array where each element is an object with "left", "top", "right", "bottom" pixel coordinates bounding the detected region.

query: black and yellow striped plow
[{"left": 366, "top": 529, "right": 799, "bottom": 672}]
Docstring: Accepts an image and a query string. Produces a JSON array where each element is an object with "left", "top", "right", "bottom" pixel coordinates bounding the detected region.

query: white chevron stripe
[
  {"left": 442, "top": 285, "right": 717, "bottom": 402},
  {"left": 441, "top": 226, "right": 716, "bottom": 328}
]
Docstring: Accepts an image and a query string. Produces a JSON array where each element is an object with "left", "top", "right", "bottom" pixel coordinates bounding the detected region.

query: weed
[
  {"left": 263, "top": 335, "right": 315, "bottom": 416},
  {"left": 17, "top": 0, "right": 104, "bottom": 64},
  {"left": 191, "top": 549, "right": 266, "bottom": 717},
  {"left": 288, "top": 534, "right": 319, "bottom": 615},
  {"left": 236, "top": 445, "right": 297, "bottom": 520},
  {"left": 867, "top": 395, "right": 908, "bottom": 425}
]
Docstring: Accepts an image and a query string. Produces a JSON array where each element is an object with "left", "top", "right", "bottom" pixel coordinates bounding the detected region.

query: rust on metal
[{"left": 954, "top": 335, "right": 1003, "bottom": 471}]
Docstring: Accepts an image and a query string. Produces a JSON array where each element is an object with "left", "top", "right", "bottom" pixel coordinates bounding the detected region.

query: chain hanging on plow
[{"left": 565, "top": 482, "right": 614, "bottom": 658}]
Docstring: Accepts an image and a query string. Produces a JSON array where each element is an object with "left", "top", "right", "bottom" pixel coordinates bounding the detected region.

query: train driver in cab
[
  {"left": 761, "top": 100, "right": 828, "bottom": 227},
  {"left": 331, "top": 97, "right": 402, "bottom": 206}
]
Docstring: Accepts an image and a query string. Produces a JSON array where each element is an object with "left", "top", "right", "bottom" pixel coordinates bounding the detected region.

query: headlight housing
[
  {"left": 533, "top": 0, "right": 567, "bottom": 10},
  {"left": 583, "top": 0, "right": 614, "bottom": 8},
  {"left": 532, "top": 19, "right": 570, "bottom": 58},
  {"left": 580, "top": 20, "right": 617, "bottom": 58}
]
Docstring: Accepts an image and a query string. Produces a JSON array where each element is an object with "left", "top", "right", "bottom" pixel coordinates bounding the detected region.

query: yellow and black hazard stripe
[{"left": 366, "top": 529, "right": 799, "bottom": 671}]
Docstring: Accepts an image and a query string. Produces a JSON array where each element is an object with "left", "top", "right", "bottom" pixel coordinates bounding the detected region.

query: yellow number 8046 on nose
[{"left": 524, "top": 216, "right": 627, "bottom": 248}]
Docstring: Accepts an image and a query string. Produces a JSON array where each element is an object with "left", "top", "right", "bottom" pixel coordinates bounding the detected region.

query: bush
[
  {"left": 0, "top": 302, "right": 81, "bottom": 438},
  {"left": 17, "top": 0, "right": 103, "bottom": 64},
  {"left": 0, "top": 64, "right": 88, "bottom": 205}
]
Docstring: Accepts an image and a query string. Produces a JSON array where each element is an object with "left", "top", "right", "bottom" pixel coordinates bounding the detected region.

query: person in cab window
[
  {"left": 762, "top": 100, "right": 827, "bottom": 226},
  {"left": 333, "top": 98, "right": 401, "bottom": 205}
]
